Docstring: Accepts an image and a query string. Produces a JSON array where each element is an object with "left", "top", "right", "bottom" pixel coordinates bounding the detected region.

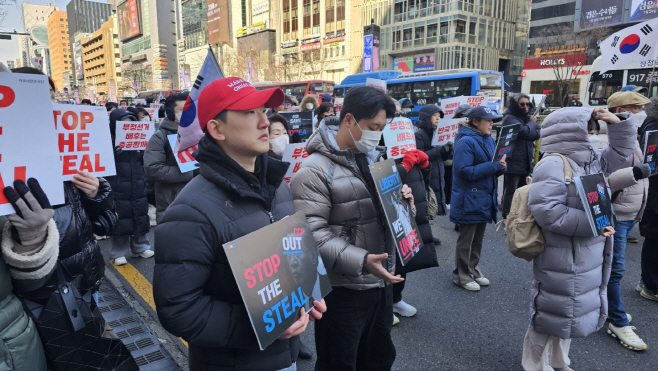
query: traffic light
[{"left": 0, "top": 35, "right": 11, "bottom": 40}]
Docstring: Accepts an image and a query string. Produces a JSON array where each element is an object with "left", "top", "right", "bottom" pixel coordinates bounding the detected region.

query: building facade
[
  {"left": 20, "top": 2, "right": 58, "bottom": 72},
  {"left": 6, "top": 60, "right": 15, "bottom": 69},
  {"left": 81, "top": 16, "right": 122, "bottom": 101},
  {"left": 67, "top": 0, "right": 113, "bottom": 87},
  {"left": 179, "top": 0, "right": 209, "bottom": 89},
  {"left": 47, "top": 10, "right": 71, "bottom": 92}
]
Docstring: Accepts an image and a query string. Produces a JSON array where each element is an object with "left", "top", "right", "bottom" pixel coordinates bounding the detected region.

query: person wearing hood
[
  {"left": 523, "top": 107, "right": 637, "bottom": 370},
  {"left": 450, "top": 107, "right": 506, "bottom": 291},
  {"left": 300, "top": 94, "right": 319, "bottom": 112},
  {"left": 108, "top": 109, "right": 153, "bottom": 266},
  {"left": 399, "top": 98, "right": 414, "bottom": 114},
  {"left": 501, "top": 93, "right": 541, "bottom": 219},
  {"left": 291, "top": 86, "right": 413, "bottom": 371},
  {"left": 144, "top": 93, "right": 194, "bottom": 224},
  {"left": 637, "top": 96, "right": 658, "bottom": 304},
  {"left": 416, "top": 105, "right": 451, "bottom": 228},
  {"left": 153, "top": 77, "right": 325, "bottom": 370}
]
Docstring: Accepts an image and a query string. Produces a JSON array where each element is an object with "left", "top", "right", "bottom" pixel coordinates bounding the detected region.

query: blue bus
[{"left": 334, "top": 69, "right": 505, "bottom": 114}]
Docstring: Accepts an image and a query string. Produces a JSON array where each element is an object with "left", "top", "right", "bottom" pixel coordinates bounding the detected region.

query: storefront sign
[
  {"left": 324, "top": 36, "right": 345, "bottom": 44},
  {"left": 252, "top": 1, "right": 269, "bottom": 16},
  {"left": 281, "top": 40, "right": 298, "bottom": 48},
  {"left": 281, "top": 46, "right": 299, "bottom": 55},
  {"left": 534, "top": 44, "right": 587, "bottom": 56},
  {"left": 300, "top": 42, "right": 321, "bottom": 52},
  {"left": 573, "top": 70, "right": 591, "bottom": 75},
  {"left": 523, "top": 53, "right": 587, "bottom": 69},
  {"left": 301, "top": 36, "right": 321, "bottom": 44}
]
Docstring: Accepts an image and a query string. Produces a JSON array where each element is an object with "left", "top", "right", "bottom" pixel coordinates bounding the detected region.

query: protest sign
[
  {"left": 289, "top": 106, "right": 301, "bottom": 112},
  {"left": 366, "top": 78, "right": 387, "bottom": 92},
  {"left": 431, "top": 118, "right": 460, "bottom": 146},
  {"left": 333, "top": 97, "right": 344, "bottom": 116},
  {"left": 114, "top": 121, "right": 155, "bottom": 151},
  {"left": 383, "top": 118, "right": 417, "bottom": 159},
  {"left": 282, "top": 143, "right": 309, "bottom": 184},
  {"left": 53, "top": 104, "right": 116, "bottom": 180},
  {"left": 150, "top": 103, "right": 162, "bottom": 109},
  {"left": 0, "top": 73, "right": 65, "bottom": 215},
  {"left": 167, "top": 134, "right": 198, "bottom": 173},
  {"left": 279, "top": 111, "right": 313, "bottom": 141},
  {"left": 440, "top": 96, "right": 488, "bottom": 119},
  {"left": 642, "top": 130, "right": 658, "bottom": 175},
  {"left": 369, "top": 159, "right": 423, "bottom": 266},
  {"left": 134, "top": 98, "right": 146, "bottom": 105},
  {"left": 492, "top": 124, "right": 520, "bottom": 162},
  {"left": 145, "top": 107, "right": 160, "bottom": 122},
  {"left": 223, "top": 212, "right": 331, "bottom": 350},
  {"left": 574, "top": 174, "right": 616, "bottom": 236}
]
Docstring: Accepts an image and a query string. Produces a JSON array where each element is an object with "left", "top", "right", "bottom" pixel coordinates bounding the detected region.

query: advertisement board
[
  {"left": 117, "top": 0, "right": 142, "bottom": 42},
  {"left": 208, "top": 0, "right": 231, "bottom": 46},
  {"left": 522, "top": 53, "right": 587, "bottom": 69},
  {"left": 363, "top": 34, "right": 373, "bottom": 73},
  {"left": 394, "top": 55, "right": 435, "bottom": 73},
  {"left": 631, "top": 0, "right": 658, "bottom": 21},
  {"left": 580, "top": 0, "right": 623, "bottom": 29}
]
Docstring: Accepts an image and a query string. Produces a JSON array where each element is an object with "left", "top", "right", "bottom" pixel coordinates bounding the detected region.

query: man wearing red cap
[{"left": 152, "top": 77, "right": 326, "bottom": 371}]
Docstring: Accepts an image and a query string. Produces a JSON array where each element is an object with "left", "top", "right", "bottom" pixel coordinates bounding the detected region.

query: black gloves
[{"left": 632, "top": 164, "right": 652, "bottom": 181}]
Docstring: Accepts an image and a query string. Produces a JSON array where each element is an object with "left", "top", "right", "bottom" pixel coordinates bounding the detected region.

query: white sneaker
[
  {"left": 112, "top": 256, "right": 127, "bottom": 266},
  {"left": 393, "top": 314, "right": 400, "bottom": 326},
  {"left": 607, "top": 324, "right": 647, "bottom": 350},
  {"left": 148, "top": 204, "right": 157, "bottom": 227},
  {"left": 456, "top": 281, "right": 481, "bottom": 291},
  {"left": 393, "top": 300, "right": 417, "bottom": 317},
  {"left": 131, "top": 250, "right": 154, "bottom": 259},
  {"left": 637, "top": 282, "right": 644, "bottom": 292},
  {"left": 640, "top": 288, "right": 658, "bottom": 302},
  {"left": 475, "top": 277, "right": 490, "bottom": 286},
  {"left": 627, "top": 313, "right": 633, "bottom": 323}
]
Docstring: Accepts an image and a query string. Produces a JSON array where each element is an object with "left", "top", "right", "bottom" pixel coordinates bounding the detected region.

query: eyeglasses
[
  {"left": 394, "top": 111, "right": 404, "bottom": 117},
  {"left": 519, "top": 103, "right": 531, "bottom": 107}
]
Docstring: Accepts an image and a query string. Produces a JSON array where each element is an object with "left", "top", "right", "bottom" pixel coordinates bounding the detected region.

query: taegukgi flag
[
  {"left": 600, "top": 17, "right": 658, "bottom": 74},
  {"left": 174, "top": 46, "right": 225, "bottom": 163}
]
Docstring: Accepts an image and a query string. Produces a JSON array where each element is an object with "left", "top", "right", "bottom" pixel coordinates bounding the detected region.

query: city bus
[
  {"left": 253, "top": 80, "right": 335, "bottom": 101},
  {"left": 587, "top": 56, "right": 655, "bottom": 107},
  {"left": 334, "top": 69, "right": 505, "bottom": 114}
]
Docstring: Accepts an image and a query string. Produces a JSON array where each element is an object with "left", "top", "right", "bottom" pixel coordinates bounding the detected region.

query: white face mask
[
  {"left": 588, "top": 135, "right": 601, "bottom": 154},
  {"left": 349, "top": 120, "right": 383, "bottom": 153},
  {"left": 306, "top": 103, "right": 314, "bottom": 110},
  {"left": 175, "top": 111, "right": 182, "bottom": 121},
  {"left": 270, "top": 135, "right": 289, "bottom": 156},
  {"left": 141, "top": 116, "right": 151, "bottom": 122},
  {"left": 633, "top": 110, "right": 647, "bottom": 128}
]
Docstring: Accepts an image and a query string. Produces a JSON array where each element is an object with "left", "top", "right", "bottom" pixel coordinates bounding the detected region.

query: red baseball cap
[{"left": 197, "top": 77, "right": 285, "bottom": 131}]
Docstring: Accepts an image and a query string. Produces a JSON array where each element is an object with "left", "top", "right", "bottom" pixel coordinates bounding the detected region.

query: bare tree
[
  {"left": 535, "top": 21, "right": 612, "bottom": 106},
  {"left": 299, "top": 49, "right": 335, "bottom": 80},
  {"left": 120, "top": 61, "right": 153, "bottom": 95},
  {"left": 0, "top": 0, "right": 16, "bottom": 26}
]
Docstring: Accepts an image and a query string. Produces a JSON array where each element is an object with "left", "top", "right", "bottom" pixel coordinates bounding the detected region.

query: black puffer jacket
[
  {"left": 415, "top": 105, "right": 448, "bottom": 215},
  {"left": 108, "top": 109, "right": 150, "bottom": 236},
  {"left": 639, "top": 116, "right": 658, "bottom": 239},
  {"left": 153, "top": 133, "right": 300, "bottom": 371},
  {"left": 501, "top": 94, "right": 541, "bottom": 174}
]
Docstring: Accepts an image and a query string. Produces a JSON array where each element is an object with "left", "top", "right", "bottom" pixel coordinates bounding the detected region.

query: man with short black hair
[
  {"left": 153, "top": 77, "right": 325, "bottom": 370},
  {"left": 120, "top": 99, "right": 129, "bottom": 108},
  {"left": 80, "top": 99, "right": 91, "bottom": 105},
  {"left": 144, "top": 92, "right": 193, "bottom": 223},
  {"left": 291, "top": 86, "right": 411, "bottom": 370}
]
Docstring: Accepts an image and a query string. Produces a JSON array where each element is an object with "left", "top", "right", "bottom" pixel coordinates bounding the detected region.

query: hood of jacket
[
  {"left": 455, "top": 120, "right": 486, "bottom": 142},
  {"left": 109, "top": 108, "right": 138, "bottom": 144},
  {"left": 504, "top": 93, "right": 531, "bottom": 120},
  {"left": 418, "top": 105, "right": 443, "bottom": 134},
  {"left": 159, "top": 117, "right": 179, "bottom": 132},
  {"left": 300, "top": 95, "right": 318, "bottom": 111},
  {"left": 539, "top": 107, "right": 601, "bottom": 167},
  {"left": 306, "top": 115, "right": 382, "bottom": 167}
]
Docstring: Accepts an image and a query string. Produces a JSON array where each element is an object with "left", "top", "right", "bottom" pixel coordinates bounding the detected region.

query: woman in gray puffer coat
[{"left": 522, "top": 107, "right": 636, "bottom": 370}]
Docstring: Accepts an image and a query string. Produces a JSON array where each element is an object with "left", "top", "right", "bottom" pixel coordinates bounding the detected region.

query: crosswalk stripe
[{"left": 113, "top": 262, "right": 189, "bottom": 348}]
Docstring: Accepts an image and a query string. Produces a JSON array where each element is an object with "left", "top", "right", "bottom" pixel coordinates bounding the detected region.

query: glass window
[
  {"left": 386, "top": 82, "right": 411, "bottom": 101},
  {"left": 411, "top": 81, "right": 435, "bottom": 105},
  {"left": 427, "top": 23, "right": 438, "bottom": 44},
  {"left": 435, "top": 77, "right": 471, "bottom": 101}
]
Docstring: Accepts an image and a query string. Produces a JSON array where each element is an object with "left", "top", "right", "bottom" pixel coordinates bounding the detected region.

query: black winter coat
[
  {"left": 415, "top": 105, "right": 449, "bottom": 215},
  {"left": 501, "top": 95, "right": 541, "bottom": 175},
  {"left": 108, "top": 109, "right": 150, "bottom": 237},
  {"left": 639, "top": 117, "right": 658, "bottom": 239},
  {"left": 153, "top": 134, "right": 300, "bottom": 371}
]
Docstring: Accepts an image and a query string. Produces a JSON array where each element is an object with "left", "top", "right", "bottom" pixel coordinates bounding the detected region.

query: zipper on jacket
[{"left": 267, "top": 189, "right": 278, "bottom": 224}]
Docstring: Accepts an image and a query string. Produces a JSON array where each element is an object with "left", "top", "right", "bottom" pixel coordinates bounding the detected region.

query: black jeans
[
  {"left": 392, "top": 272, "right": 407, "bottom": 303},
  {"left": 642, "top": 237, "right": 658, "bottom": 294},
  {"left": 444, "top": 165, "right": 453, "bottom": 205},
  {"left": 502, "top": 173, "right": 527, "bottom": 217},
  {"left": 314, "top": 285, "right": 396, "bottom": 371}
]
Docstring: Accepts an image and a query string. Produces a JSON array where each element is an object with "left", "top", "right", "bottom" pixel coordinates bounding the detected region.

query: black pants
[
  {"left": 392, "top": 272, "right": 407, "bottom": 303},
  {"left": 502, "top": 173, "right": 527, "bottom": 217},
  {"left": 314, "top": 286, "right": 396, "bottom": 371},
  {"left": 642, "top": 237, "right": 658, "bottom": 294},
  {"left": 444, "top": 165, "right": 453, "bottom": 205}
]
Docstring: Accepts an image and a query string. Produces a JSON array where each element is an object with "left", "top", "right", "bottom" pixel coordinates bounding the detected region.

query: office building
[
  {"left": 20, "top": 2, "right": 58, "bottom": 73},
  {"left": 180, "top": 0, "right": 209, "bottom": 88},
  {"left": 81, "top": 16, "right": 123, "bottom": 100},
  {"left": 67, "top": 0, "right": 113, "bottom": 86},
  {"left": 47, "top": 11, "right": 71, "bottom": 92},
  {"left": 6, "top": 60, "right": 15, "bottom": 69}
]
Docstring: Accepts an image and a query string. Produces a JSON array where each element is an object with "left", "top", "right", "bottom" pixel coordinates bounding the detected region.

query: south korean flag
[{"left": 600, "top": 17, "right": 658, "bottom": 74}]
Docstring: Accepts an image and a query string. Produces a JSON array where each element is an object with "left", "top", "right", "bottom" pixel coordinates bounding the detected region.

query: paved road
[{"left": 99, "top": 212, "right": 658, "bottom": 371}]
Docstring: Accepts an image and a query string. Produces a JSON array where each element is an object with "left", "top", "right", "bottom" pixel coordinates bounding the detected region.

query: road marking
[{"left": 113, "top": 262, "right": 189, "bottom": 347}]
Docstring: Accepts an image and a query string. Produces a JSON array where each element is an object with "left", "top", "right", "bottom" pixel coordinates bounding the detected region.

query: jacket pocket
[
  {"left": 2, "top": 312, "right": 45, "bottom": 371},
  {"left": 463, "top": 189, "right": 489, "bottom": 216},
  {"left": 339, "top": 219, "right": 358, "bottom": 245}
]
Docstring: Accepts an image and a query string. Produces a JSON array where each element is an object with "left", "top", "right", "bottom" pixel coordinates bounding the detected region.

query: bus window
[
  {"left": 478, "top": 73, "right": 502, "bottom": 89},
  {"left": 435, "top": 77, "right": 470, "bottom": 100},
  {"left": 334, "top": 87, "right": 348, "bottom": 98},
  {"left": 282, "top": 84, "right": 308, "bottom": 99},
  {"left": 309, "top": 82, "right": 325, "bottom": 93},
  {"left": 387, "top": 82, "right": 411, "bottom": 101},
  {"left": 411, "top": 81, "right": 436, "bottom": 106},
  {"left": 588, "top": 71, "right": 623, "bottom": 106},
  {"left": 326, "top": 83, "right": 334, "bottom": 93}
]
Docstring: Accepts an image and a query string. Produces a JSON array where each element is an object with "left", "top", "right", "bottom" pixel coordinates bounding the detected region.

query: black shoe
[
  {"left": 433, "top": 237, "right": 442, "bottom": 246},
  {"left": 454, "top": 224, "right": 459, "bottom": 232},
  {"left": 628, "top": 236, "right": 639, "bottom": 243},
  {"left": 298, "top": 342, "right": 313, "bottom": 360}
]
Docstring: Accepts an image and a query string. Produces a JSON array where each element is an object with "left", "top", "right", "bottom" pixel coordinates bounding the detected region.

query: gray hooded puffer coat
[
  {"left": 290, "top": 116, "right": 395, "bottom": 290},
  {"left": 528, "top": 108, "right": 636, "bottom": 339}
]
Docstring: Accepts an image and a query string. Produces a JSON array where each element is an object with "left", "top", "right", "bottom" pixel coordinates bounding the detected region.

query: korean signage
[
  {"left": 626, "top": 69, "right": 658, "bottom": 86},
  {"left": 323, "top": 35, "right": 345, "bottom": 44},
  {"left": 208, "top": 0, "right": 231, "bottom": 46},
  {"left": 522, "top": 53, "right": 587, "bottom": 69},
  {"left": 431, "top": 119, "right": 460, "bottom": 146},
  {"left": 631, "top": 0, "right": 658, "bottom": 21},
  {"left": 382, "top": 118, "right": 417, "bottom": 159},
  {"left": 394, "top": 55, "right": 435, "bottom": 73},
  {"left": 115, "top": 121, "right": 155, "bottom": 151},
  {"left": 363, "top": 22, "right": 380, "bottom": 73},
  {"left": 53, "top": 105, "right": 116, "bottom": 181},
  {"left": 363, "top": 34, "right": 373, "bottom": 73},
  {"left": 252, "top": 1, "right": 269, "bottom": 16},
  {"left": 574, "top": 174, "right": 615, "bottom": 236},
  {"left": 300, "top": 42, "right": 321, "bottom": 52},
  {"left": 580, "top": 0, "right": 622, "bottom": 29},
  {"left": 0, "top": 73, "right": 65, "bottom": 215},
  {"left": 643, "top": 130, "right": 658, "bottom": 175},
  {"left": 117, "top": 0, "right": 142, "bottom": 42},
  {"left": 534, "top": 44, "right": 587, "bottom": 56},
  {"left": 282, "top": 143, "right": 309, "bottom": 184}
]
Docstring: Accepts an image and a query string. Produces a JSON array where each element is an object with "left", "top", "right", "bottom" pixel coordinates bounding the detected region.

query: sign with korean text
[
  {"left": 282, "top": 143, "right": 309, "bottom": 184},
  {"left": 0, "top": 73, "right": 65, "bottom": 215},
  {"left": 631, "top": 0, "right": 658, "bottom": 21},
  {"left": 150, "top": 103, "right": 162, "bottom": 109},
  {"left": 134, "top": 98, "right": 146, "bottom": 105},
  {"left": 574, "top": 174, "right": 616, "bottom": 236},
  {"left": 431, "top": 119, "right": 460, "bottom": 146},
  {"left": 333, "top": 98, "right": 344, "bottom": 116},
  {"left": 223, "top": 212, "right": 331, "bottom": 350},
  {"left": 115, "top": 121, "right": 155, "bottom": 151},
  {"left": 52, "top": 104, "right": 116, "bottom": 181},
  {"left": 279, "top": 112, "right": 313, "bottom": 141},
  {"left": 440, "top": 96, "right": 488, "bottom": 119},
  {"left": 580, "top": 0, "right": 622, "bottom": 29},
  {"left": 383, "top": 118, "right": 416, "bottom": 159},
  {"left": 369, "top": 159, "right": 422, "bottom": 266},
  {"left": 642, "top": 130, "right": 658, "bottom": 175}
]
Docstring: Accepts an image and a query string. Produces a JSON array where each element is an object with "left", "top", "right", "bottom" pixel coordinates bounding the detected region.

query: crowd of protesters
[{"left": 1, "top": 61, "right": 657, "bottom": 371}]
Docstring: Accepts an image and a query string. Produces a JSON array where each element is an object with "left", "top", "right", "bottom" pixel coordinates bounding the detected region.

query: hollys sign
[{"left": 523, "top": 53, "right": 587, "bottom": 69}]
